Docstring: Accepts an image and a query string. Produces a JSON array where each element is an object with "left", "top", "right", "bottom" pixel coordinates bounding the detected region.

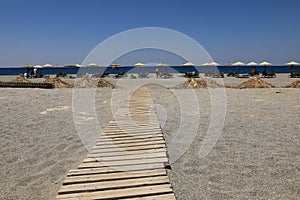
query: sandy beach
[{"left": 1, "top": 74, "right": 299, "bottom": 199}]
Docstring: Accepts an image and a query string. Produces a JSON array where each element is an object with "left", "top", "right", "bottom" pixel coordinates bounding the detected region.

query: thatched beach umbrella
[
  {"left": 232, "top": 61, "right": 245, "bottom": 74},
  {"left": 111, "top": 63, "right": 122, "bottom": 70},
  {"left": 286, "top": 61, "right": 299, "bottom": 72},
  {"left": 182, "top": 62, "right": 194, "bottom": 66},
  {"left": 134, "top": 62, "right": 145, "bottom": 74},
  {"left": 64, "top": 64, "right": 81, "bottom": 68},
  {"left": 259, "top": 61, "right": 271, "bottom": 66},
  {"left": 209, "top": 61, "right": 220, "bottom": 66},
  {"left": 202, "top": 63, "right": 210, "bottom": 66},
  {"left": 111, "top": 63, "right": 122, "bottom": 67},
  {"left": 156, "top": 63, "right": 169, "bottom": 67},
  {"left": 232, "top": 61, "right": 245, "bottom": 66},
  {"left": 33, "top": 65, "right": 43, "bottom": 68},
  {"left": 43, "top": 64, "right": 53, "bottom": 68},
  {"left": 134, "top": 62, "right": 145, "bottom": 67},
  {"left": 286, "top": 61, "right": 299, "bottom": 66},
  {"left": 88, "top": 63, "right": 100, "bottom": 67},
  {"left": 259, "top": 61, "right": 272, "bottom": 71},
  {"left": 247, "top": 62, "right": 258, "bottom": 66}
]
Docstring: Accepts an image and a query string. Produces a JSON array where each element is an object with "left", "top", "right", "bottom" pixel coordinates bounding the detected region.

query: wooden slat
[
  {"left": 65, "top": 169, "right": 166, "bottom": 183},
  {"left": 91, "top": 143, "right": 166, "bottom": 153},
  {"left": 67, "top": 163, "right": 166, "bottom": 176},
  {"left": 95, "top": 136, "right": 164, "bottom": 145},
  {"left": 59, "top": 173, "right": 169, "bottom": 188},
  {"left": 128, "top": 193, "right": 176, "bottom": 200},
  {"left": 88, "top": 148, "right": 166, "bottom": 158},
  {"left": 83, "top": 151, "right": 167, "bottom": 163},
  {"left": 92, "top": 140, "right": 165, "bottom": 150},
  {"left": 96, "top": 132, "right": 163, "bottom": 140},
  {"left": 56, "top": 184, "right": 173, "bottom": 199},
  {"left": 78, "top": 157, "right": 168, "bottom": 169}
]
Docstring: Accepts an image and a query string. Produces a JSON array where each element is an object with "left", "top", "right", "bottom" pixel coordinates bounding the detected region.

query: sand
[{"left": 0, "top": 74, "right": 299, "bottom": 199}]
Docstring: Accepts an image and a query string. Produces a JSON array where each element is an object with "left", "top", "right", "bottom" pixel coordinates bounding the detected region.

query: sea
[{"left": 0, "top": 65, "right": 297, "bottom": 76}]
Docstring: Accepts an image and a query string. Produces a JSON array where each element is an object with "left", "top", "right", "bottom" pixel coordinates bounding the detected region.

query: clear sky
[{"left": 0, "top": 0, "right": 299, "bottom": 66}]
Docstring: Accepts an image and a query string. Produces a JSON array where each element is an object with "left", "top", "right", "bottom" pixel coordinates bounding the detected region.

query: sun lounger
[
  {"left": 159, "top": 71, "right": 173, "bottom": 79},
  {"left": 185, "top": 72, "right": 199, "bottom": 78},
  {"left": 236, "top": 74, "right": 249, "bottom": 78},
  {"left": 262, "top": 71, "right": 276, "bottom": 78},
  {"left": 138, "top": 72, "right": 150, "bottom": 78},
  {"left": 290, "top": 72, "right": 300, "bottom": 78}
]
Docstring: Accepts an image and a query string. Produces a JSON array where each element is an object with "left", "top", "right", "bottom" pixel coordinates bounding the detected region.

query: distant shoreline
[{"left": 0, "top": 66, "right": 297, "bottom": 76}]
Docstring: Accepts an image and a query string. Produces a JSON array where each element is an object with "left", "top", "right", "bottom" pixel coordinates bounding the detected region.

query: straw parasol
[
  {"left": 43, "top": 64, "right": 53, "bottom": 68},
  {"left": 65, "top": 64, "right": 81, "bottom": 68},
  {"left": 33, "top": 65, "right": 43, "bottom": 68},
  {"left": 209, "top": 61, "right": 220, "bottom": 66},
  {"left": 286, "top": 61, "right": 299, "bottom": 66},
  {"left": 247, "top": 62, "right": 258, "bottom": 66},
  {"left": 259, "top": 61, "right": 272, "bottom": 71},
  {"left": 111, "top": 63, "right": 122, "bottom": 70},
  {"left": 88, "top": 63, "right": 100, "bottom": 67},
  {"left": 232, "top": 61, "right": 245, "bottom": 66},
  {"left": 232, "top": 62, "right": 245, "bottom": 74},
  {"left": 156, "top": 63, "right": 169, "bottom": 67},
  {"left": 111, "top": 63, "right": 122, "bottom": 67},
  {"left": 182, "top": 62, "right": 194, "bottom": 66},
  {"left": 259, "top": 61, "right": 271, "bottom": 66},
  {"left": 202, "top": 63, "right": 210, "bottom": 66},
  {"left": 134, "top": 62, "right": 145, "bottom": 67},
  {"left": 286, "top": 61, "right": 299, "bottom": 71}
]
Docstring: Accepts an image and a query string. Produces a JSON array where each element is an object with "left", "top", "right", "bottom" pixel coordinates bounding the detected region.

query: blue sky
[{"left": 0, "top": 0, "right": 299, "bottom": 66}]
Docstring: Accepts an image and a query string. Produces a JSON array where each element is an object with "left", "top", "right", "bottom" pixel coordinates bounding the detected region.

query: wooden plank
[
  {"left": 97, "top": 134, "right": 164, "bottom": 141},
  {"left": 88, "top": 148, "right": 166, "bottom": 158},
  {"left": 128, "top": 193, "right": 176, "bottom": 200},
  {"left": 78, "top": 157, "right": 168, "bottom": 169},
  {"left": 95, "top": 136, "right": 164, "bottom": 145},
  {"left": 67, "top": 163, "right": 166, "bottom": 176},
  {"left": 59, "top": 176, "right": 170, "bottom": 195},
  {"left": 103, "top": 128, "right": 162, "bottom": 134},
  {"left": 103, "top": 129, "right": 162, "bottom": 134},
  {"left": 83, "top": 151, "right": 167, "bottom": 163},
  {"left": 56, "top": 184, "right": 173, "bottom": 199},
  {"left": 91, "top": 143, "right": 166, "bottom": 153},
  {"left": 106, "top": 121, "right": 160, "bottom": 126},
  {"left": 65, "top": 169, "right": 166, "bottom": 182},
  {"left": 93, "top": 140, "right": 165, "bottom": 150},
  {"left": 96, "top": 132, "right": 163, "bottom": 140}
]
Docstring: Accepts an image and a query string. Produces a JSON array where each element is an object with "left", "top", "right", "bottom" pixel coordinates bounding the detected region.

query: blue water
[{"left": 0, "top": 66, "right": 297, "bottom": 76}]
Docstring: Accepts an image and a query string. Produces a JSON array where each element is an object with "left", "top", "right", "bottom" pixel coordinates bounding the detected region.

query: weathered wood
[
  {"left": 83, "top": 151, "right": 168, "bottom": 164},
  {"left": 67, "top": 163, "right": 166, "bottom": 176},
  {"left": 78, "top": 157, "right": 168, "bottom": 169},
  {"left": 88, "top": 148, "right": 166, "bottom": 158},
  {"left": 56, "top": 184, "right": 173, "bottom": 199},
  {"left": 59, "top": 173, "right": 169, "bottom": 189},
  {"left": 56, "top": 87, "right": 175, "bottom": 199}
]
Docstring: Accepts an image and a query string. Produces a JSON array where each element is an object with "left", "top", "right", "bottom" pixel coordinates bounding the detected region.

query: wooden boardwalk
[
  {"left": 56, "top": 87, "right": 176, "bottom": 199},
  {"left": 0, "top": 81, "right": 54, "bottom": 88}
]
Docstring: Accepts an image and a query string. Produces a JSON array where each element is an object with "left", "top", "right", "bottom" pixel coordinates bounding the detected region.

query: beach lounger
[
  {"left": 262, "top": 71, "right": 276, "bottom": 78},
  {"left": 159, "top": 71, "right": 173, "bottom": 79},
  {"left": 236, "top": 74, "right": 249, "bottom": 78},
  {"left": 138, "top": 72, "right": 150, "bottom": 78},
  {"left": 290, "top": 72, "right": 300, "bottom": 78}
]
